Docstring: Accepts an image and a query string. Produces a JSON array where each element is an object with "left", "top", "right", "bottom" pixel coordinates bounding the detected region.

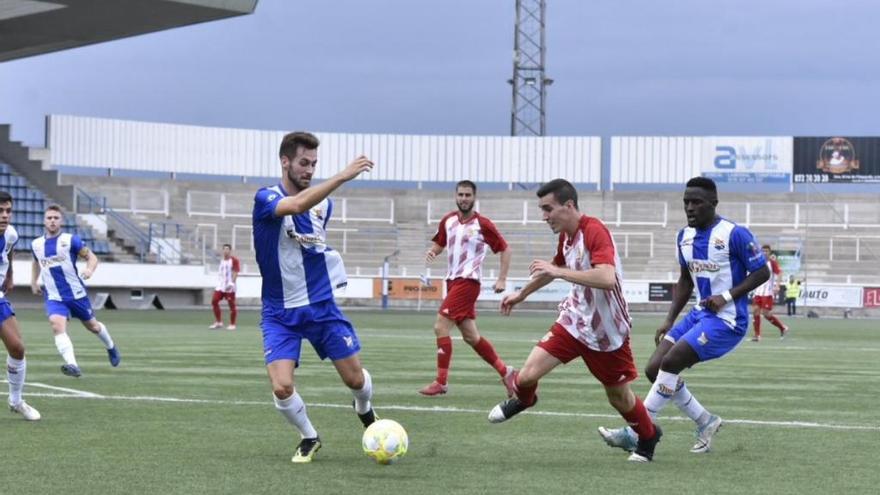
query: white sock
[
  {"left": 54, "top": 333, "right": 78, "bottom": 366},
  {"left": 95, "top": 322, "right": 115, "bottom": 350},
  {"left": 6, "top": 356, "right": 25, "bottom": 406},
  {"left": 352, "top": 368, "right": 373, "bottom": 415},
  {"left": 273, "top": 392, "right": 318, "bottom": 439},
  {"left": 673, "top": 380, "right": 711, "bottom": 426},
  {"left": 644, "top": 369, "right": 679, "bottom": 418}
]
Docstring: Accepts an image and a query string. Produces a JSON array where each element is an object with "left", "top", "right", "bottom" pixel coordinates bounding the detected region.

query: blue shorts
[
  {"left": 0, "top": 299, "right": 15, "bottom": 324},
  {"left": 260, "top": 299, "right": 361, "bottom": 365},
  {"left": 665, "top": 310, "right": 746, "bottom": 362},
  {"left": 45, "top": 297, "right": 96, "bottom": 321}
]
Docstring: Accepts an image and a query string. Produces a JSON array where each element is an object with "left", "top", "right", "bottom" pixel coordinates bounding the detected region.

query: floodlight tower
[{"left": 509, "top": 0, "right": 552, "bottom": 136}]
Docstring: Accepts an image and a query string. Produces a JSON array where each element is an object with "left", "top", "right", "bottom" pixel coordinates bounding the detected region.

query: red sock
[
  {"left": 436, "top": 336, "right": 452, "bottom": 385},
  {"left": 765, "top": 314, "right": 785, "bottom": 331},
  {"left": 514, "top": 375, "right": 538, "bottom": 406},
  {"left": 753, "top": 313, "right": 761, "bottom": 338},
  {"left": 622, "top": 397, "right": 656, "bottom": 440},
  {"left": 472, "top": 338, "right": 507, "bottom": 376}
]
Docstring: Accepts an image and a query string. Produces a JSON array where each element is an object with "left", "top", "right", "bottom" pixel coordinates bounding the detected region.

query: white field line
[
  {"left": 27, "top": 382, "right": 104, "bottom": 398},
  {"left": 2, "top": 385, "right": 878, "bottom": 431}
]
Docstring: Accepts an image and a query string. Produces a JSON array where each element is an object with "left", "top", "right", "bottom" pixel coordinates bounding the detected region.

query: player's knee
[
  {"left": 6, "top": 342, "right": 25, "bottom": 360},
  {"left": 272, "top": 384, "right": 294, "bottom": 399},
  {"left": 644, "top": 363, "right": 659, "bottom": 383},
  {"left": 344, "top": 373, "right": 364, "bottom": 390},
  {"left": 517, "top": 366, "right": 539, "bottom": 388}
]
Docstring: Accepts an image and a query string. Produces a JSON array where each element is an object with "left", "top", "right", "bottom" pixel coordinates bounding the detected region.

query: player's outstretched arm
[
  {"left": 657, "top": 265, "right": 694, "bottom": 344},
  {"left": 551, "top": 263, "right": 616, "bottom": 290},
  {"left": 500, "top": 269, "right": 554, "bottom": 315},
  {"left": 275, "top": 156, "right": 374, "bottom": 216},
  {"left": 703, "top": 264, "right": 770, "bottom": 314}
]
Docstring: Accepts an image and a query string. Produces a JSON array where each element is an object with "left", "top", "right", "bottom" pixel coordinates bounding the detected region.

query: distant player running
[
  {"left": 418, "top": 180, "right": 515, "bottom": 397},
  {"left": 750, "top": 244, "right": 789, "bottom": 341},
  {"left": 487, "top": 179, "right": 662, "bottom": 462},
  {"left": 598, "top": 177, "right": 770, "bottom": 457},
  {"left": 0, "top": 191, "right": 40, "bottom": 420},
  {"left": 253, "top": 131, "right": 377, "bottom": 464},
  {"left": 31, "top": 205, "right": 120, "bottom": 378}
]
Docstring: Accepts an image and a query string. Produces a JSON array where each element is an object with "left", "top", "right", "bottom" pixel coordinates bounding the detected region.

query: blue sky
[{"left": 3, "top": 0, "right": 880, "bottom": 146}]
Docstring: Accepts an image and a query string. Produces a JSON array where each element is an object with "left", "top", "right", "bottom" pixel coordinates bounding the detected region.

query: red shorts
[
  {"left": 212, "top": 290, "right": 236, "bottom": 303},
  {"left": 537, "top": 323, "right": 639, "bottom": 386},
  {"left": 438, "top": 279, "right": 480, "bottom": 323},
  {"left": 753, "top": 295, "right": 774, "bottom": 310}
]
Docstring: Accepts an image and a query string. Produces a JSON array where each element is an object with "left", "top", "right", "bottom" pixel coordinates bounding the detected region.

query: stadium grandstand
[{"left": 2, "top": 114, "right": 877, "bottom": 314}]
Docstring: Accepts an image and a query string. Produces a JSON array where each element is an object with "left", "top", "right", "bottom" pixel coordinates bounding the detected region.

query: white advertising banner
[
  {"left": 798, "top": 284, "right": 863, "bottom": 308},
  {"left": 700, "top": 137, "right": 792, "bottom": 184}
]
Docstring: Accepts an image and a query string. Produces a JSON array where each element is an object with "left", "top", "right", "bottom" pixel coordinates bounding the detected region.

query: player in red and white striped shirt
[
  {"left": 488, "top": 179, "right": 660, "bottom": 458},
  {"left": 209, "top": 244, "right": 240, "bottom": 330},
  {"left": 750, "top": 244, "right": 789, "bottom": 341},
  {"left": 418, "top": 180, "right": 514, "bottom": 397}
]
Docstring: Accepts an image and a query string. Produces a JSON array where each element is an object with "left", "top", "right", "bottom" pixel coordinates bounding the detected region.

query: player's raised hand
[
  {"left": 700, "top": 294, "right": 726, "bottom": 314},
  {"left": 425, "top": 249, "right": 437, "bottom": 263},
  {"left": 339, "top": 155, "right": 374, "bottom": 181},
  {"left": 529, "top": 259, "right": 557, "bottom": 279},
  {"left": 493, "top": 279, "right": 506, "bottom": 293},
  {"left": 500, "top": 292, "right": 523, "bottom": 316},
  {"left": 81, "top": 268, "right": 93, "bottom": 280},
  {"left": 654, "top": 321, "right": 673, "bottom": 346}
]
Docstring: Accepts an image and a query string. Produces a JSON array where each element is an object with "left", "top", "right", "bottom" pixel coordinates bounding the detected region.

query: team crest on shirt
[
  {"left": 712, "top": 237, "right": 726, "bottom": 251},
  {"left": 314, "top": 207, "right": 324, "bottom": 220},
  {"left": 679, "top": 238, "right": 693, "bottom": 248}
]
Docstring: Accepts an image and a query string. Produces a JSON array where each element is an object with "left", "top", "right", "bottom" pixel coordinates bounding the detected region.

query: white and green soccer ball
[{"left": 362, "top": 419, "right": 408, "bottom": 465}]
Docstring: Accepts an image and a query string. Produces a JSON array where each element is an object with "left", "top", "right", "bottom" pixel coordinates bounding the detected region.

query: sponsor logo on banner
[
  {"left": 372, "top": 278, "right": 443, "bottom": 300},
  {"left": 701, "top": 137, "right": 793, "bottom": 183},
  {"left": 863, "top": 287, "right": 880, "bottom": 308},
  {"left": 797, "top": 284, "right": 863, "bottom": 308},
  {"left": 817, "top": 137, "right": 859, "bottom": 174},
  {"left": 794, "top": 136, "right": 880, "bottom": 183}
]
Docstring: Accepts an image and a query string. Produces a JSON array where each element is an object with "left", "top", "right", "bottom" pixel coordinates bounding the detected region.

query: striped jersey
[
  {"left": 253, "top": 184, "right": 347, "bottom": 310},
  {"left": 0, "top": 225, "right": 18, "bottom": 297},
  {"left": 216, "top": 256, "right": 241, "bottom": 292},
  {"left": 676, "top": 217, "right": 766, "bottom": 329},
  {"left": 433, "top": 212, "right": 507, "bottom": 282},
  {"left": 552, "top": 215, "right": 631, "bottom": 352},
  {"left": 753, "top": 258, "right": 781, "bottom": 297},
  {"left": 32, "top": 233, "right": 88, "bottom": 302}
]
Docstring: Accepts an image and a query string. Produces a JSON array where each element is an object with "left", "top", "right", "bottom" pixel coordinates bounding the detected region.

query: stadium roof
[{"left": 0, "top": 0, "right": 258, "bottom": 62}]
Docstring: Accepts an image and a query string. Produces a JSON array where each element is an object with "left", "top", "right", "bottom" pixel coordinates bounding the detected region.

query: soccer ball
[{"left": 362, "top": 419, "right": 408, "bottom": 465}]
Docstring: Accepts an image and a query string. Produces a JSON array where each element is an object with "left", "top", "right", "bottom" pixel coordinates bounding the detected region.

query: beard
[
  {"left": 288, "top": 169, "right": 311, "bottom": 191},
  {"left": 457, "top": 202, "right": 473, "bottom": 214}
]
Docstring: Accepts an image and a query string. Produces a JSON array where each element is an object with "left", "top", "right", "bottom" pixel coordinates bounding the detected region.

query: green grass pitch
[{"left": 2, "top": 308, "right": 878, "bottom": 494}]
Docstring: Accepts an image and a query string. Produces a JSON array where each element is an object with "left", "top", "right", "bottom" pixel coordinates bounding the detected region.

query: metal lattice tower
[{"left": 509, "top": 0, "right": 552, "bottom": 136}]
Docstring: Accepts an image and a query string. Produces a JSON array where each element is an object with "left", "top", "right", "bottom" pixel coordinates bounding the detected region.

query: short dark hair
[
  {"left": 762, "top": 244, "right": 771, "bottom": 250},
  {"left": 223, "top": 243, "right": 232, "bottom": 249},
  {"left": 686, "top": 177, "right": 718, "bottom": 195},
  {"left": 537, "top": 178, "right": 578, "bottom": 209},
  {"left": 0, "top": 191, "right": 12, "bottom": 204},
  {"left": 279, "top": 132, "right": 320, "bottom": 160},
  {"left": 456, "top": 180, "right": 477, "bottom": 194},
  {"left": 45, "top": 204, "right": 64, "bottom": 216}
]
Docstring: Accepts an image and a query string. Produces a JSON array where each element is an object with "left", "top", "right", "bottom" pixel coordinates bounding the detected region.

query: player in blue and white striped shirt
[
  {"left": 0, "top": 191, "right": 40, "bottom": 420},
  {"left": 599, "top": 177, "right": 770, "bottom": 461},
  {"left": 31, "top": 205, "right": 120, "bottom": 378},
  {"left": 253, "top": 131, "right": 377, "bottom": 463}
]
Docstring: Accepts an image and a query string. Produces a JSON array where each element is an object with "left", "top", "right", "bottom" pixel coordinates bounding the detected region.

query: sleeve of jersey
[
  {"left": 552, "top": 235, "right": 565, "bottom": 266},
  {"left": 431, "top": 216, "right": 447, "bottom": 246},
  {"left": 676, "top": 230, "right": 687, "bottom": 268},
  {"left": 771, "top": 258, "right": 781, "bottom": 275},
  {"left": 478, "top": 217, "right": 508, "bottom": 253},
  {"left": 253, "top": 189, "right": 283, "bottom": 221},
  {"left": 730, "top": 226, "right": 767, "bottom": 273},
  {"left": 70, "top": 235, "right": 84, "bottom": 258},
  {"left": 232, "top": 257, "right": 241, "bottom": 272},
  {"left": 583, "top": 220, "right": 616, "bottom": 266}
]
